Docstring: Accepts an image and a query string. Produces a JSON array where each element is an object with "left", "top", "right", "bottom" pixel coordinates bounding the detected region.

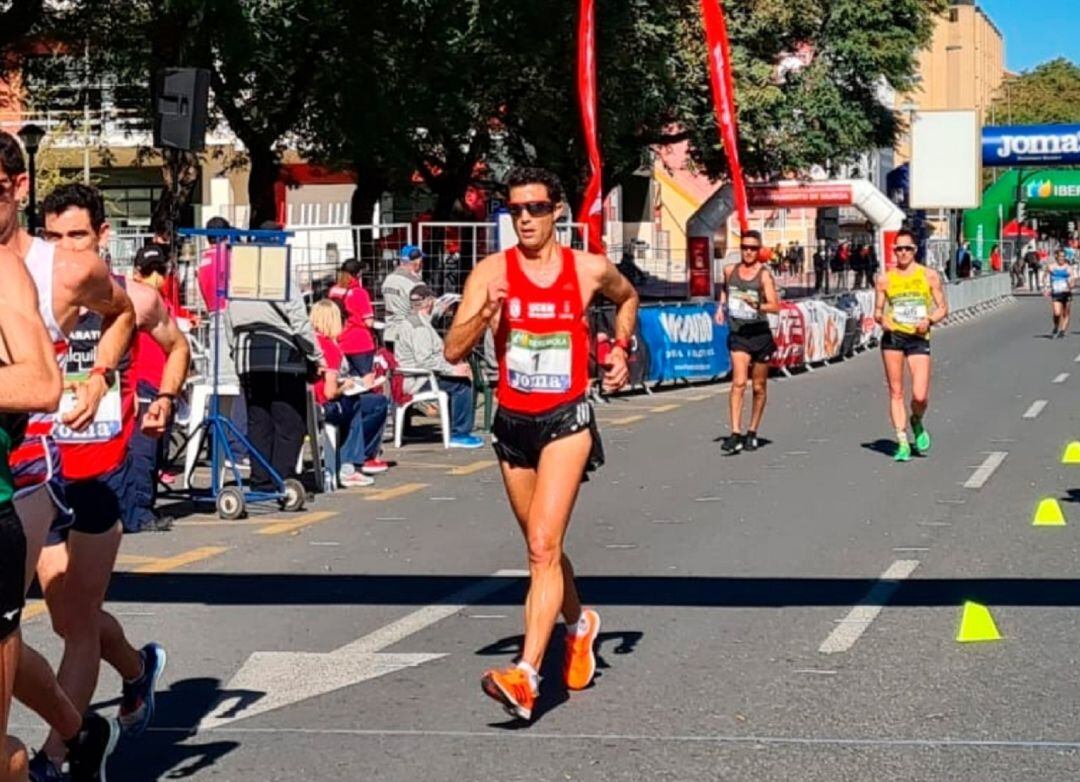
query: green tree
[{"left": 990, "top": 58, "right": 1080, "bottom": 126}]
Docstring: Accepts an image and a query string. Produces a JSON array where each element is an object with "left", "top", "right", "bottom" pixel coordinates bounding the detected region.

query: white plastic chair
[
  {"left": 183, "top": 380, "right": 242, "bottom": 488},
  {"left": 392, "top": 368, "right": 451, "bottom": 449}
]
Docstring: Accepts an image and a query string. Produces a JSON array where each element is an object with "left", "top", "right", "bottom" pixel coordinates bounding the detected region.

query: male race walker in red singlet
[{"left": 445, "top": 167, "right": 639, "bottom": 721}]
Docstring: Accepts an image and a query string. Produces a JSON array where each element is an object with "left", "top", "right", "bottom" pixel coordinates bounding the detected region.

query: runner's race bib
[
  {"left": 1052, "top": 277, "right": 1070, "bottom": 294},
  {"left": 53, "top": 372, "right": 122, "bottom": 443},
  {"left": 728, "top": 289, "right": 760, "bottom": 320},
  {"left": 892, "top": 297, "right": 928, "bottom": 326},
  {"left": 507, "top": 330, "right": 572, "bottom": 393}
]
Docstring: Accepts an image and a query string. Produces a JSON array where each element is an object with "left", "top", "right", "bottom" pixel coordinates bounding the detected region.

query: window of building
[{"left": 949, "top": 8, "right": 959, "bottom": 22}]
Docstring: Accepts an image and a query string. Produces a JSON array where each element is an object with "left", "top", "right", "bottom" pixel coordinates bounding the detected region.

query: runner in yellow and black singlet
[{"left": 874, "top": 230, "right": 948, "bottom": 462}]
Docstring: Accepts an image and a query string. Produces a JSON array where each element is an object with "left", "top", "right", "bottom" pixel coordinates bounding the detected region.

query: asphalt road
[{"left": 15, "top": 294, "right": 1080, "bottom": 781}]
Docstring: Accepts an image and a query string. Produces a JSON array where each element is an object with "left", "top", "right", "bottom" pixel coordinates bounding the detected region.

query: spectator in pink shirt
[{"left": 328, "top": 258, "right": 377, "bottom": 375}]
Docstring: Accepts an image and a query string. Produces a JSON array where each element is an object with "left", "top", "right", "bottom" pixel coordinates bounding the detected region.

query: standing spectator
[
  {"left": 328, "top": 258, "right": 377, "bottom": 375},
  {"left": 226, "top": 250, "right": 326, "bottom": 492},
  {"left": 1024, "top": 244, "right": 1040, "bottom": 290},
  {"left": 309, "top": 300, "right": 390, "bottom": 486},
  {"left": 836, "top": 241, "right": 851, "bottom": 290},
  {"left": 990, "top": 245, "right": 1003, "bottom": 274},
  {"left": 381, "top": 244, "right": 425, "bottom": 350},
  {"left": 394, "top": 285, "right": 483, "bottom": 448},
  {"left": 125, "top": 245, "right": 181, "bottom": 532},
  {"left": 813, "top": 241, "right": 828, "bottom": 293}
]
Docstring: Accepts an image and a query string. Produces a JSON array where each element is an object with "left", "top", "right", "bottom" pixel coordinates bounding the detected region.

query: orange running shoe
[
  {"left": 564, "top": 608, "right": 601, "bottom": 690},
  {"left": 481, "top": 666, "right": 536, "bottom": 721}
]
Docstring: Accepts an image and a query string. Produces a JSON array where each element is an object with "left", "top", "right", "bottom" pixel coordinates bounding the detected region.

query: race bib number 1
[
  {"left": 53, "top": 373, "right": 122, "bottom": 443},
  {"left": 507, "top": 330, "right": 572, "bottom": 393}
]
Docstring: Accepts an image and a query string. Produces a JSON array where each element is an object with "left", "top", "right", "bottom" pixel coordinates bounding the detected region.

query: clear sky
[{"left": 978, "top": 0, "right": 1079, "bottom": 73}]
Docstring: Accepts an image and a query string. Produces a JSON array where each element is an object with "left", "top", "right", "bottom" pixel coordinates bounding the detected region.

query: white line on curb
[
  {"left": 963, "top": 452, "right": 1008, "bottom": 489},
  {"left": 818, "top": 560, "right": 919, "bottom": 655},
  {"left": 1023, "top": 400, "right": 1049, "bottom": 419}
]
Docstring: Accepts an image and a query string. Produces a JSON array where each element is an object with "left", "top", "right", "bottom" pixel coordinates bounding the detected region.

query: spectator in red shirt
[
  {"left": 327, "top": 258, "right": 377, "bottom": 375},
  {"left": 310, "top": 300, "right": 390, "bottom": 487}
]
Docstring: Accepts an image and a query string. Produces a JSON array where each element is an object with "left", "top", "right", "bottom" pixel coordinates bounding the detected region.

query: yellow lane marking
[
  {"left": 116, "top": 554, "right": 161, "bottom": 565},
  {"left": 257, "top": 511, "right": 339, "bottom": 536},
  {"left": 363, "top": 482, "right": 429, "bottom": 502},
  {"left": 650, "top": 404, "right": 681, "bottom": 413},
  {"left": 174, "top": 519, "right": 279, "bottom": 527},
  {"left": 23, "top": 601, "right": 46, "bottom": 622},
  {"left": 132, "top": 546, "right": 230, "bottom": 573},
  {"left": 448, "top": 460, "right": 497, "bottom": 476},
  {"left": 23, "top": 546, "right": 230, "bottom": 623},
  {"left": 679, "top": 394, "right": 716, "bottom": 402},
  {"left": 605, "top": 415, "right": 646, "bottom": 426}
]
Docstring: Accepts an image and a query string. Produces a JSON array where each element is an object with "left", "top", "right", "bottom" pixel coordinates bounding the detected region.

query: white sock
[
  {"left": 566, "top": 612, "right": 590, "bottom": 637},
  {"left": 515, "top": 660, "right": 540, "bottom": 692}
]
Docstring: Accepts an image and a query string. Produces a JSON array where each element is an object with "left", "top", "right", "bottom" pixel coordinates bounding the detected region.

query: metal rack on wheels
[{"left": 175, "top": 226, "right": 307, "bottom": 519}]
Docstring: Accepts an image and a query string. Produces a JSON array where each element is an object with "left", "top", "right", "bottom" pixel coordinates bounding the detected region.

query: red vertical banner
[
  {"left": 577, "top": 0, "right": 605, "bottom": 254},
  {"left": 700, "top": 0, "right": 749, "bottom": 234}
]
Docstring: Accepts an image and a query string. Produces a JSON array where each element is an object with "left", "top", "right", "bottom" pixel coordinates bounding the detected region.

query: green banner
[{"left": 1022, "top": 170, "right": 1080, "bottom": 209}]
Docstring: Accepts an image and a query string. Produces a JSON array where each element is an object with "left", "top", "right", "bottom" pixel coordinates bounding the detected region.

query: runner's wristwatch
[{"left": 89, "top": 365, "right": 117, "bottom": 386}]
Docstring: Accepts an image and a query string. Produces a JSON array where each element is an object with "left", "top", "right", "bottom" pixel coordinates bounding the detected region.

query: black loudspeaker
[
  {"left": 153, "top": 68, "right": 210, "bottom": 151},
  {"left": 815, "top": 206, "right": 840, "bottom": 242}
]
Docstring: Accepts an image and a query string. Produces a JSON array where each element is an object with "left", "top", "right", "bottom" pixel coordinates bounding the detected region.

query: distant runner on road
[
  {"left": 715, "top": 230, "right": 780, "bottom": 454},
  {"left": 874, "top": 229, "right": 948, "bottom": 462},
  {"left": 444, "top": 167, "right": 639, "bottom": 721},
  {"left": 1046, "top": 248, "right": 1074, "bottom": 339}
]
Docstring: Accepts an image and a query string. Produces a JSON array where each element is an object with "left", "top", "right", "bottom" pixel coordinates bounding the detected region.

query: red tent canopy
[{"left": 1003, "top": 220, "right": 1037, "bottom": 238}]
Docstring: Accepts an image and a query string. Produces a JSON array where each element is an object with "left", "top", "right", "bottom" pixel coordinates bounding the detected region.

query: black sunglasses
[
  {"left": 894, "top": 245, "right": 917, "bottom": 253},
  {"left": 508, "top": 201, "right": 555, "bottom": 218},
  {"left": 741, "top": 244, "right": 761, "bottom": 251}
]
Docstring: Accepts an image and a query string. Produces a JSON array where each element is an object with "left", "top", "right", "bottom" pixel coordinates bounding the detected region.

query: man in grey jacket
[
  {"left": 381, "top": 244, "right": 425, "bottom": 347},
  {"left": 394, "top": 285, "right": 482, "bottom": 448},
  {"left": 226, "top": 250, "right": 326, "bottom": 490}
]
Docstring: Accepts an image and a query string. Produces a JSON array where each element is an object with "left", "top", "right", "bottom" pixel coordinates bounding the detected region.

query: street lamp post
[{"left": 17, "top": 124, "right": 46, "bottom": 233}]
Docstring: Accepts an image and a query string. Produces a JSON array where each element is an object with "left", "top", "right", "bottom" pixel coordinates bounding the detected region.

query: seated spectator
[
  {"left": 310, "top": 300, "right": 390, "bottom": 487},
  {"left": 394, "top": 285, "right": 483, "bottom": 449}
]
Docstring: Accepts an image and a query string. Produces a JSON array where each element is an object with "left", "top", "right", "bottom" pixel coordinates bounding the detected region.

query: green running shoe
[
  {"left": 894, "top": 441, "right": 912, "bottom": 462},
  {"left": 912, "top": 421, "right": 931, "bottom": 453}
]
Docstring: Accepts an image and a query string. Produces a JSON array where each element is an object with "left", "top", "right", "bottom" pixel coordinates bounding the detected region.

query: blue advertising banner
[
  {"left": 983, "top": 124, "right": 1080, "bottom": 167},
  {"left": 637, "top": 303, "right": 731, "bottom": 383}
]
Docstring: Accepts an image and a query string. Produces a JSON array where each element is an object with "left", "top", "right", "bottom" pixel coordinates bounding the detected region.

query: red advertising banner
[
  {"left": 748, "top": 184, "right": 854, "bottom": 208},
  {"left": 700, "top": 0, "right": 749, "bottom": 234},
  {"left": 769, "top": 302, "right": 806, "bottom": 369},
  {"left": 688, "top": 236, "right": 712, "bottom": 298},
  {"left": 577, "top": 0, "right": 605, "bottom": 254}
]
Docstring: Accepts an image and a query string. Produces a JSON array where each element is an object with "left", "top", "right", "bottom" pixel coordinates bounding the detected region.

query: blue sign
[
  {"left": 637, "top": 303, "right": 731, "bottom": 383},
  {"left": 983, "top": 124, "right": 1080, "bottom": 167}
]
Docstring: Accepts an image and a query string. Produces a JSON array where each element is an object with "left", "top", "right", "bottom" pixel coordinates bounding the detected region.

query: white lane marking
[
  {"left": 818, "top": 560, "right": 919, "bottom": 655},
  {"left": 1074, "top": 352, "right": 1080, "bottom": 363},
  {"left": 1053, "top": 372, "right": 1070, "bottom": 384},
  {"left": 200, "top": 569, "right": 525, "bottom": 730},
  {"left": 1023, "top": 400, "right": 1049, "bottom": 419},
  {"left": 963, "top": 452, "right": 1008, "bottom": 489}
]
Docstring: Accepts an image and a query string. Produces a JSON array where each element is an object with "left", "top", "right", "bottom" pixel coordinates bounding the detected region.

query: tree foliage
[
  {"left": 990, "top": 57, "right": 1080, "bottom": 126},
  {"left": 13, "top": 0, "right": 949, "bottom": 225}
]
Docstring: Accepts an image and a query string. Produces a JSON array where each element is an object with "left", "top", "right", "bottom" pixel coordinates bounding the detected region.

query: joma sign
[{"left": 983, "top": 125, "right": 1080, "bottom": 167}]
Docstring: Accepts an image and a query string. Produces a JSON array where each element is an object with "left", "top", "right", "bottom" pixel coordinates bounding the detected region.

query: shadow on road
[
  {"left": 96, "top": 572, "right": 1080, "bottom": 608},
  {"left": 102, "top": 677, "right": 256, "bottom": 780}
]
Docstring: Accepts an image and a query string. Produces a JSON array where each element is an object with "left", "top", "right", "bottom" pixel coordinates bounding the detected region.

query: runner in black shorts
[
  {"left": 1046, "top": 249, "right": 1074, "bottom": 339},
  {"left": 445, "top": 167, "right": 638, "bottom": 721},
  {"left": 715, "top": 230, "right": 780, "bottom": 454}
]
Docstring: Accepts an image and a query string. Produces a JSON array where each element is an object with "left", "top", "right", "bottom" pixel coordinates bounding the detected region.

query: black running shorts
[
  {"left": 0, "top": 503, "right": 26, "bottom": 640},
  {"left": 491, "top": 396, "right": 604, "bottom": 478},
  {"left": 728, "top": 321, "right": 776, "bottom": 364},
  {"left": 881, "top": 330, "right": 931, "bottom": 356},
  {"left": 1052, "top": 292, "right": 1072, "bottom": 304}
]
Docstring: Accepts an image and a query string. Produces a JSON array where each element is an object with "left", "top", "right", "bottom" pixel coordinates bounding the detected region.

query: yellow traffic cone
[
  {"left": 956, "top": 601, "right": 1002, "bottom": 643},
  {"left": 1033, "top": 498, "right": 1067, "bottom": 527},
  {"left": 1063, "top": 442, "right": 1080, "bottom": 464}
]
